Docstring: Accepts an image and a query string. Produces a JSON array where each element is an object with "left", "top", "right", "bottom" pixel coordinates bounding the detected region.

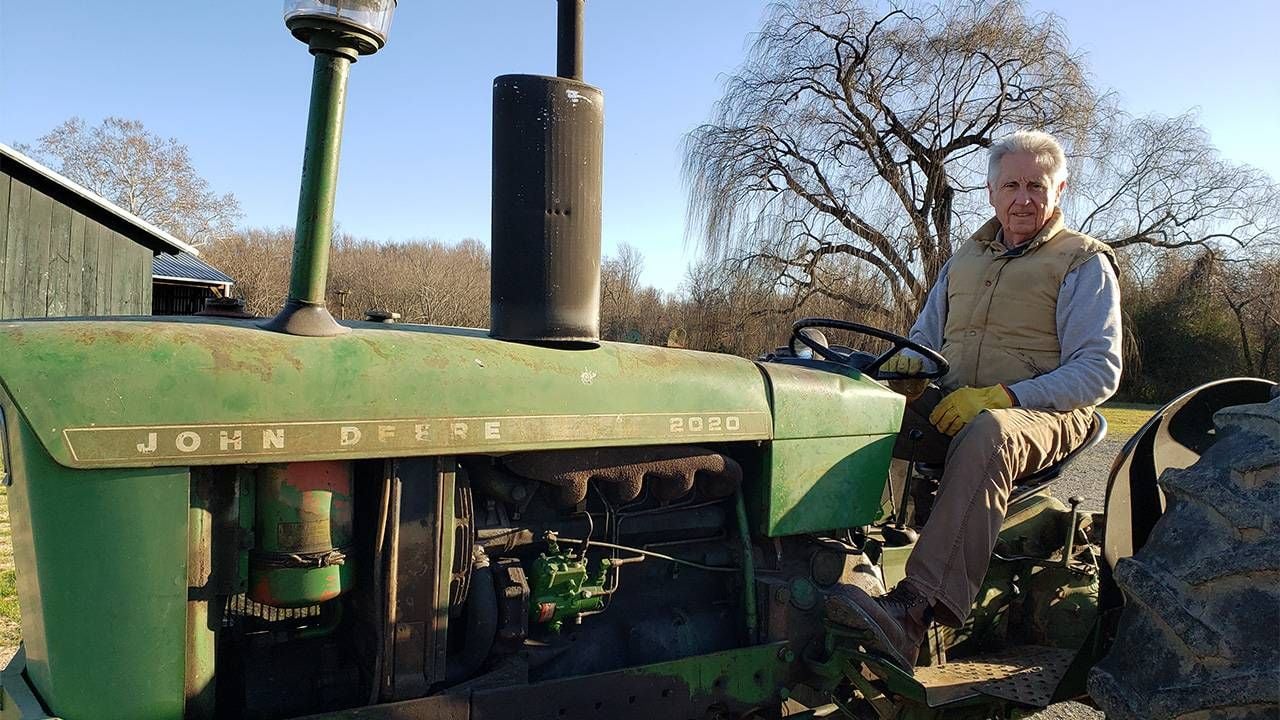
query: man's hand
[
  {"left": 881, "top": 355, "right": 928, "bottom": 401},
  {"left": 929, "top": 385, "right": 1015, "bottom": 435}
]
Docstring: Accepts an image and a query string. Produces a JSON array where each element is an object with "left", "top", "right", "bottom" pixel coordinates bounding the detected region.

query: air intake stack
[{"left": 489, "top": 0, "right": 603, "bottom": 345}]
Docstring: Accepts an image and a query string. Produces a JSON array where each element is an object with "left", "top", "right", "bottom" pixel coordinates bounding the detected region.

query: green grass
[
  {"left": 1099, "top": 401, "right": 1160, "bottom": 440},
  {"left": 0, "top": 485, "right": 16, "bottom": 649},
  {"left": 0, "top": 570, "right": 17, "bottom": 636}
]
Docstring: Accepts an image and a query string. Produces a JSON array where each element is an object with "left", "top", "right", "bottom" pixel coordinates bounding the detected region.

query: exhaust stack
[
  {"left": 265, "top": 1, "right": 398, "bottom": 337},
  {"left": 489, "top": 0, "right": 603, "bottom": 346}
]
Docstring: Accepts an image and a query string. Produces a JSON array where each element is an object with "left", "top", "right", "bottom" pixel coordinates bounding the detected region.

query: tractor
[{"left": 0, "top": 2, "right": 1275, "bottom": 719}]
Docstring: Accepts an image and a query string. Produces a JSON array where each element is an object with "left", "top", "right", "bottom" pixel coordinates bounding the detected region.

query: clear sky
[{"left": 2, "top": 1, "right": 1277, "bottom": 292}]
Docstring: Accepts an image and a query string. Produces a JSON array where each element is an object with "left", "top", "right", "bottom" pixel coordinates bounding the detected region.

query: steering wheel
[{"left": 789, "top": 318, "right": 949, "bottom": 380}]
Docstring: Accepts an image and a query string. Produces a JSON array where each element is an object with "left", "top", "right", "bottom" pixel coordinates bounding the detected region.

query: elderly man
[{"left": 827, "top": 130, "right": 1123, "bottom": 671}]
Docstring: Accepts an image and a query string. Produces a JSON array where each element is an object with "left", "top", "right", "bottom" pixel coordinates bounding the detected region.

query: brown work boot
[{"left": 825, "top": 582, "right": 932, "bottom": 673}]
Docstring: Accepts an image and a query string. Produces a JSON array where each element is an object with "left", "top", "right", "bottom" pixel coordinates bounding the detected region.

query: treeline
[
  {"left": 205, "top": 232, "right": 1278, "bottom": 405},
  {"left": 1120, "top": 250, "right": 1278, "bottom": 402},
  {"left": 206, "top": 228, "right": 490, "bottom": 328}
]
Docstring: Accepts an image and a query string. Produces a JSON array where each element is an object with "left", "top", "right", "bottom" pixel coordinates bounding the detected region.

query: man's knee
[{"left": 951, "top": 410, "right": 1009, "bottom": 453}]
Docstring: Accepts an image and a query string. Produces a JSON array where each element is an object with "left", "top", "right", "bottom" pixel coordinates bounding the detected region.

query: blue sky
[{"left": 2, "top": 1, "right": 1277, "bottom": 291}]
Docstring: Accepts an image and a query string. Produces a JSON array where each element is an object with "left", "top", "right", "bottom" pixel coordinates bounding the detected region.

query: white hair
[{"left": 987, "top": 130, "right": 1069, "bottom": 187}]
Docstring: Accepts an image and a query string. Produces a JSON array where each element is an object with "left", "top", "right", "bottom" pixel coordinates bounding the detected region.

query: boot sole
[{"left": 824, "top": 597, "right": 915, "bottom": 676}]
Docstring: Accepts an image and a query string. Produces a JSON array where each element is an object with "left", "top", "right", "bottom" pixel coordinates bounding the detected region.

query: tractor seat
[{"left": 912, "top": 411, "right": 1108, "bottom": 497}]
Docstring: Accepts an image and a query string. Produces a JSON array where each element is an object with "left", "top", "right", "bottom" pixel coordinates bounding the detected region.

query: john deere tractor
[{"left": 0, "top": 3, "right": 1275, "bottom": 719}]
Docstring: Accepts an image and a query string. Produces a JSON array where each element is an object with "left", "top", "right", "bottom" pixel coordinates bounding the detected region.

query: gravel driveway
[{"left": 1048, "top": 437, "right": 1125, "bottom": 515}]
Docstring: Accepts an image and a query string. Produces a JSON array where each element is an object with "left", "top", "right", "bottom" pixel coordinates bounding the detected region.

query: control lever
[
  {"left": 1062, "top": 496, "right": 1084, "bottom": 567},
  {"left": 882, "top": 429, "right": 924, "bottom": 547},
  {"left": 896, "top": 429, "right": 925, "bottom": 527}
]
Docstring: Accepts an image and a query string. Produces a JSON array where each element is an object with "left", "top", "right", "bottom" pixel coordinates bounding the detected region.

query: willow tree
[
  {"left": 1069, "top": 112, "right": 1280, "bottom": 257},
  {"left": 685, "top": 1, "right": 1280, "bottom": 327},
  {"left": 683, "top": 0, "right": 1100, "bottom": 321}
]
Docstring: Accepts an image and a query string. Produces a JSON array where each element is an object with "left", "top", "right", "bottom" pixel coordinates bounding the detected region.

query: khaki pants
[{"left": 892, "top": 388, "right": 1093, "bottom": 626}]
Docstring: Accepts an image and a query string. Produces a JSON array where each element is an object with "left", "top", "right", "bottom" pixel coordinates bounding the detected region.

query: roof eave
[{"left": 0, "top": 142, "right": 200, "bottom": 257}]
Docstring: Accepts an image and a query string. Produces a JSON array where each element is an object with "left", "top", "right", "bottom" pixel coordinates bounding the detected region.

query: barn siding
[
  {"left": 95, "top": 222, "right": 114, "bottom": 314},
  {"left": 2, "top": 180, "right": 30, "bottom": 318},
  {"left": 81, "top": 215, "right": 99, "bottom": 314},
  {"left": 22, "top": 184, "right": 52, "bottom": 316},
  {"left": 68, "top": 212, "right": 86, "bottom": 314},
  {"left": 47, "top": 202, "right": 72, "bottom": 316},
  {"left": 136, "top": 243, "right": 153, "bottom": 313},
  {"left": 0, "top": 169, "right": 156, "bottom": 319},
  {"left": 0, "top": 172, "right": 9, "bottom": 307}
]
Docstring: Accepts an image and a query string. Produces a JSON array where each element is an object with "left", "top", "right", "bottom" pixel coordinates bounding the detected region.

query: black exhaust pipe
[{"left": 489, "top": 0, "right": 603, "bottom": 346}]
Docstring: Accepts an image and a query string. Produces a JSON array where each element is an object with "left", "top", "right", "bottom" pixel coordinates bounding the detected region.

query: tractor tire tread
[
  {"left": 1088, "top": 397, "right": 1280, "bottom": 720},
  {"left": 1181, "top": 535, "right": 1280, "bottom": 585},
  {"left": 1110, "top": 557, "right": 1222, "bottom": 655},
  {"left": 1091, "top": 668, "right": 1280, "bottom": 720}
]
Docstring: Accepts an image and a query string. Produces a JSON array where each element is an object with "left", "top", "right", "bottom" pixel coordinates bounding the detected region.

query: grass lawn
[
  {"left": 0, "top": 485, "right": 18, "bottom": 648},
  {"left": 0, "top": 400, "right": 1163, "bottom": 653},
  {"left": 1099, "top": 401, "right": 1160, "bottom": 440}
]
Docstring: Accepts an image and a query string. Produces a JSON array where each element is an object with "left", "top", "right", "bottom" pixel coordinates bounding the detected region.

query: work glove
[
  {"left": 929, "top": 385, "right": 1015, "bottom": 436},
  {"left": 881, "top": 354, "right": 928, "bottom": 401}
]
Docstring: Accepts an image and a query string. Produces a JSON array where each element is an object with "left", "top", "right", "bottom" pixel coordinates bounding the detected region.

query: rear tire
[{"left": 1088, "top": 397, "right": 1280, "bottom": 719}]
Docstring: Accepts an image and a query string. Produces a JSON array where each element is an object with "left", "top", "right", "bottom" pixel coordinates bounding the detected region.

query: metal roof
[
  {"left": 152, "top": 251, "right": 234, "bottom": 287},
  {"left": 0, "top": 142, "right": 198, "bottom": 257}
]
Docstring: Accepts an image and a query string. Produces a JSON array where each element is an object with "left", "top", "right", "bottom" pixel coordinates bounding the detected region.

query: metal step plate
[{"left": 913, "top": 645, "right": 1075, "bottom": 708}]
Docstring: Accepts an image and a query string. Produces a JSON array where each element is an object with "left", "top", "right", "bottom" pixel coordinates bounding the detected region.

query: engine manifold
[{"left": 501, "top": 446, "right": 742, "bottom": 507}]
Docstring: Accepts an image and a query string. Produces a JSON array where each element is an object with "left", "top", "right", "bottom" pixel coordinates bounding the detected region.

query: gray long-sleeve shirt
[{"left": 907, "top": 253, "right": 1123, "bottom": 411}]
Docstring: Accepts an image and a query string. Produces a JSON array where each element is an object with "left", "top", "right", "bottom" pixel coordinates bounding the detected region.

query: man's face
[{"left": 988, "top": 152, "right": 1066, "bottom": 246}]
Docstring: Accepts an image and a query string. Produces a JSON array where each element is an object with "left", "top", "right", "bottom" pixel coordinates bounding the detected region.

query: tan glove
[
  {"left": 881, "top": 354, "right": 928, "bottom": 401},
  {"left": 929, "top": 385, "right": 1015, "bottom": 435}
]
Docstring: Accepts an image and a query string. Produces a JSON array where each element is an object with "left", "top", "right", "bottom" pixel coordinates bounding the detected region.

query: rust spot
[
  {"left": 208, "top": 344, "right": 275, "bottom": 382},
  {"left": 65, "top": 327, "right": 97, "bottom": 345},
  {"left": 358, "top": 336, "right": 392, "bottom": 361},
  {"left": 1, "top": 329, "right": 29, "bottom": 350}
]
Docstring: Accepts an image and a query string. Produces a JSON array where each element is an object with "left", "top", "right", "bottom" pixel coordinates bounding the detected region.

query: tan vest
[{"left": 940, "top": 210, "right": 1117, "bottom": 393}]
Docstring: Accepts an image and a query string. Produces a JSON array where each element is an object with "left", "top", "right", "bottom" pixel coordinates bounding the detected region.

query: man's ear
[{"left": 1055, "top": 179, "right": 1068, "bottom": 200}]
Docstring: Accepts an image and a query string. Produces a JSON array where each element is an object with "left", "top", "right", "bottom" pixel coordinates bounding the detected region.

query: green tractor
[{"left": 0, "top": 3, "right": 1275, "bottom": 719}]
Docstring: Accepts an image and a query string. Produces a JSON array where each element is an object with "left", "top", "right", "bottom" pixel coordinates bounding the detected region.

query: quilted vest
[{"left": 940, "top": 209, "right": 1117, "bottom": 394}]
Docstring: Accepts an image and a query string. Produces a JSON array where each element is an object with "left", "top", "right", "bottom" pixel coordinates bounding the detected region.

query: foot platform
[
  {"left": 833, "top": 637, "right": 1076, "bottom": 711},
  {"left": 912, "top": 645, "right": 1075, "bottom": 708}
]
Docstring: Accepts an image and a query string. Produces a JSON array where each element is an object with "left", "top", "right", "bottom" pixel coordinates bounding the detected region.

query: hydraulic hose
[
  {"left": 735, "top": 489, "right": 758, "bottom": 643},
  {"left": 446, "top": 551, "right": 497, "bottom": 683}
]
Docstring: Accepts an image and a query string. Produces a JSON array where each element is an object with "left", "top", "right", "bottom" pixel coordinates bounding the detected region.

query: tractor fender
[{"left": 1101, "top": 376, "right": 1277, "bottom": 573}]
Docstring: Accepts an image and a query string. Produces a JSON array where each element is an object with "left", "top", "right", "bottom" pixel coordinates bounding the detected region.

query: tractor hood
[{"left": 0, "top": 318, "right": 902, "bottom": 469}]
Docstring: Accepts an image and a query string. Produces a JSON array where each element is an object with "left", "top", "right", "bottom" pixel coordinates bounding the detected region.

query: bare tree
[
  {"left": 600, "top": 243, "right": 646, "bottom": 340},
  {"left": 324, "top": 235, "right": 490, "bottom": 327},
  {"left": 1210, "top": 256, "right": 1280, "bottom": 378},
  {"left": 1070, "top": 112, "right": 1280, "bottom": 256},
  {"left": 22, "top": 117, "right": 242, "bottom": 246},
  {"left": 684, "top": 0, "right": 1280, "bottom": 329},
  {"left": 684, "top": 0, "right": 1099, "bottom": 321},
  {"left": 208, "top": 229, "right": 491, "bottom": 327},
  {"left": 202, "top": 227, "right": 293, "bottom": 315}
]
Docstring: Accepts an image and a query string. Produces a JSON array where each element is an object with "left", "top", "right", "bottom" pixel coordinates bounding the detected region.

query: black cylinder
[
  {"left": 557, "top": 0, "right": 584, "bottom": 80},
  {"left": 445, "top": 561, "right": 497, "bottom": 683},
  {"left": 490, "top": 74, "right": 603, "bottom": 345}
]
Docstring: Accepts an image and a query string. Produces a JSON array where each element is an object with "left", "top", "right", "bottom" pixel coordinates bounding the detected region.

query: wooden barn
[{"left": 0, "top": 143, "right": 233, "bottom": 319}]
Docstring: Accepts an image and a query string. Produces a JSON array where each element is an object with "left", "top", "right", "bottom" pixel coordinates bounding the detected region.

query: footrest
[{"left": 912, "top": 645, "right": 1075, "bottom": 708}]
